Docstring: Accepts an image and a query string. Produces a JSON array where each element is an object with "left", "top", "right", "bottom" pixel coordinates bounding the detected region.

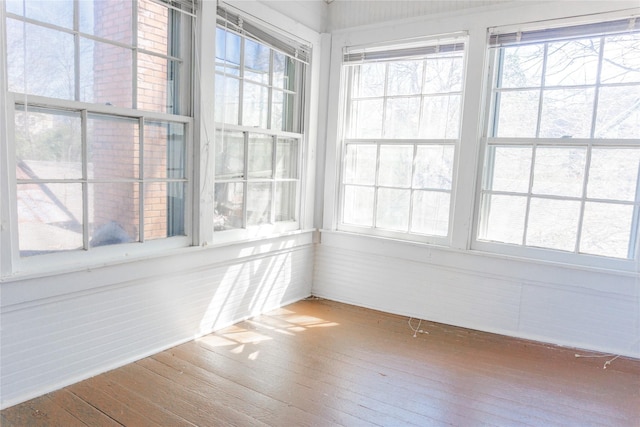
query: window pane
[
  {"left": 478, "top": 194, "right": 526, "bottom": 244},
  {"left": 214, "top": 182, "right": 243, "bottom": 230},
  {"left": 483, "top": 146, "right": 531, "bottom": 193},
  {"left": 344, "top": 145, "right": 376, "bottom": 185},
  {"left": 497, "top": 45, "right": 544, "bottom": 88},
  {"left": 89, "top": 182, "right": 140, "bottom": 247},
  {"left": 243, "top": 82, "right": 269, "bottom": 128},
  {"left": 378, "top": 145, "right": 413, "bottom": 187},
  {"left": 413, "top": 145, "right": 454, "bottom": 190},
  {"left": 384, "top": 97, "right": 420, "bottom": 138},
  {"left": 215, "top": 28, "right": 241, "bottom": 73},
  {"left": 343, "top": 185, "right": 374, "bottom": 227},
  {"left": 494, "top": 90, "right": 539, "bottom": 137},
  {"left": 244, "top": 39, "right": 270, "bottom": 85},
  {"left": 215, "top": 131, "right": 244, "bottom": 179},
  {"left": 580, "top": 202, "right": 633, "bottom": 259},
  {"left": 247, "top": 182, "right": 272, "bottom": 226},
  {"left": 350, "top": 99, "right": 383, "bottom": 138},
  {"left": 424, "top": 56, "right": 464, "bottom": 94},
  {"left": 7, "top": 19, "right": 75, "bottom": 100},
  {"left": 144, "top": 121, "right": 185, "bottom": 179},
  {"left": 275, "top": 182, "right": 296, "bottom": 222},
  {"left": 387, "top": 60, "right": 423, "bottom": 96},
  {"left": 8, "top": 0, "right": 73, "bottom": 29},
  {"left": 411, "top": 190, "right": 450, "bottom": 236},
  {"left": 273, "top": 52, "right": 296, "bottom": 91},
  {"left": 595, "top": 85, "right": 640, "bottom": 139},
  {"left": 138, "top": 54, "right": 180, "bottom": 113},
  {"left": 80, "top": 38, "right": 133, "bottom": 108},
  {"left": 88, "top": 115, "right": 140, "bottom": 179},
  {"left": 272, "top": 90, "right": 296, "bottom": 132},
  {"left": 532, "top": 147, "right": 586, "bottom": 197},
  {"left": 276, "top": 138, "right": 298, "bottom": 179},
  {"left": 544, "top": 38, "right": 600, "bottom": 86},
  {"left": 144, "top": 182, "right": 185, "bottom": 239},
  {"left": 17, "top": 183, "right": 83, "bottom": 256},
  {"left": 587, "top": 148, "right": 640, "bottom": 201},
  {"left": 376, "top": 188, "right": 410, "bottom": 231},
  {"left": 215, "top": 74, "right": 240, "bottom": 124},
  {"left": 248, "top": 134, "right": 273, "bottom": 179},
  {"left": 420, "top": 94, "right": 461, "bottom": 139},
  {"left": 539, "top": 88, "right": 594, "bottom": 138},
  {"left": 137, "top": 0, "right": 170, "bottom": 55},
  {"left": 526, "top": 198, "right": 580, "bottom": 252},
  {"left": 601, "top": 34, "right": 640, "bottom": 84},
  {"left": 15, "top": 107, "right": 82, "bottom": 180},
  {"left": 353, "top": 63, "right": 386, "bottom": 98},
  {"left": 80, "top": 0, "right": 132, "bottom": 44}
]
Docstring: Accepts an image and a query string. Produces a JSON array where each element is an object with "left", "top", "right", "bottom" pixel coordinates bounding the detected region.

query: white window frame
[{"left": 473, "top": 14, "right": 640, "bottom": 271}]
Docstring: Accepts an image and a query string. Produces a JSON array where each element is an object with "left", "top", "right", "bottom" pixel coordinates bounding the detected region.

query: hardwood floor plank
[
  {"left": 45, "top": 389, "right": 122, "bottom": 427},
  {"left": 0, "top": 395, "right": 86, "bottom": 427}
]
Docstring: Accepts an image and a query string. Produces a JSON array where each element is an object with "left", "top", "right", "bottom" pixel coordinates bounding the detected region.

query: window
[
  {"left": 2, "top": 0, "right": 193, "bottom": 267},
  {"left": 338, "top": 36, "right": 466, "bottom": 242},
  {"left": 477, "top": 17, "right": 640, "bottom": 262},
  {"left": 213, "top": 8, "right": 309, "bottom": 236}
]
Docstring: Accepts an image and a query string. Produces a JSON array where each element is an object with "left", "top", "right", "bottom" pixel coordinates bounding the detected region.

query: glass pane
[
  {"left": 376, "top": 188, "right": 410, "bottom": 231},
  {"left": 384, "top": 97, "right": 420, "bottom": 138},
  {"left": 526, "top": 198, "right": 580, "bottom": 252},
  {"left": 484, "top": 146, "right": 531, "bottom": 193},
  {"left": 144, "top": 182, "right": 185, "bottom": 239},
  {"left": 595, "top": 85, "right": 640, "bottom": 139},
  {"left": 413, "top": 145, "right": 454, "bottom": 190},
  {"left": 215, "top": 131, "right": 244, "bottom": 179},
  {"left": 215, "top": 74, "right": 240, "bottom": 124},
  {"left": 8, "top": 0, "right": 73, "bottom": 29},
  {"left": 243, "top": 82, "right": 269, "bottom": 128},
  {"left": 350, "top": 99, "right": 383, "bottom": 138},
  {"left": 420, "top": 95, "right": 461, "bottom": 139},
  {"left": 275, "top": 182, "right": 296, "bottom": 222},
  {"left": 247, "top": 182, "right": 272, "bottom": 226},
  {"left": 137, "top": 0, "right": 170, "bottom": 55},
  {"left": 138, "top": 54, "right": 180, "bottom": 113},
  {"left": 144, "top": 121, "right": 185, "bottom": 179},
  {"left": 88, "top": 115, "right": 140, "bottom": 179},
  {"left": 80, "top": 38, "right": 133, "bottom": 108},
  {"left": 424, "top": 55, "right": 464, "bottom": 94},
  {"left": 15, "top": 107, "right": 82, "bottom": 180},
  {"left": 80, "top": 0, "right": 132, "bottom": 44},
  {"left": 214, "top": 182, "right": 243, "bottom": 230},
  {"left": 580, "top": 202, "right": 633, "bottom": 259},
  {"left": 378, "top": 145, "right": 413, "bottom": 187},
  {"left": 343, "top": 185, "right": 374, "bottom": 227},
  {"left": 539, "top": 88, "right": 594, "bottom": 138},
  {"left": 498, "top": 45, "right": 544, "bottom": 88},
  {"left": 494, "top": 90, "right": 539, "bottom": 138},
  {"left": 17, "top": 183, "right": 83, "bottom": 256},
  {"left": 587, "top": 148, "right": 640, "bottom": 201},
  {"left": 272, "top": 90, "right": 296, "bottom": 132},
  {"left": 273, "top": 52, "right": 296, "bottom": 91},
  {"left": 276, "top": 138, "right": 298, "bottom": 179},
  {"left": 344, "top": 145, "right": 376, "bottom": 185},
  {"left": 532, "top": 147, "right": 586, "bottom": 197},
  {"left": 248, "top": 134, "right": 273, "bottom": 179},
  {"left": 353, "top": 63, "right": 386, "bottom": 98},
  {"left": 387, "top": 60, "right": 423, "bottom": 96},
  {"left": 544, "top": 38, "right": 600, "bottom": 86},
  {"left": 215, "top": 31, "right": 241, "bottom": 76},
  {"left": 7, "top": 19, "right": 75, "bottom": 100},
  {"left": 89, "top": 182, "right": 140, "bottom": 247},
  {"left": 244, "top": 39, "right": 270, "bottom": 85},
  {"left": 478, "top": 194, "right": 526, "bottom": 244},
  {"left": 601, "top": 34, "right": 640, "bottom": 84},
  {"left": 411, "top": 190, "right": 450, "bottom": 236}
]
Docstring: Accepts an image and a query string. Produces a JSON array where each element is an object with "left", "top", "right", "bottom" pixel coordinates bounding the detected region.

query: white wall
[{"left": 315, "top": 0, "right": 640, "bottom": 359}]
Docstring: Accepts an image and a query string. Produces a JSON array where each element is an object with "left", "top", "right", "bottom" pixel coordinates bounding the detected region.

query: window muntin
[
  {"left": 339, "top": 37, "right": 466, "bottom": 241},
  {"left": 5, "top": 0, "right": 193, "bottom": 259},
  {"left": 214, "top": 17, "right": 306, "bottom": 233},
  {"left": 478, "top": 18, "right": 640, "bottom": 261}
]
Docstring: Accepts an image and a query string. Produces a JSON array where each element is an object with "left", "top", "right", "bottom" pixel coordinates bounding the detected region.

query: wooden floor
[{"left": 2, "top": 298, "right": 639, "bottom": 426}]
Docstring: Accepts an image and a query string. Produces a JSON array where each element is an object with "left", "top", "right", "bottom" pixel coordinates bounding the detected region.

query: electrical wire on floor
[
  {"left": 574, "top": 337, "right": 640, "bottom": 369},
  {"left": 408, "top": 318, "right": 429, "bottom": 338}
]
